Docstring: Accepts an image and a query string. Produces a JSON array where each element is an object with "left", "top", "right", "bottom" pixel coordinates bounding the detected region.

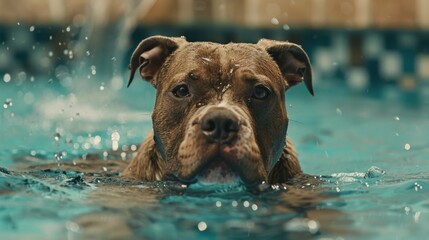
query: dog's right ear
[{"left": 128, "top": 36, "right": 187, "bottom": 87}]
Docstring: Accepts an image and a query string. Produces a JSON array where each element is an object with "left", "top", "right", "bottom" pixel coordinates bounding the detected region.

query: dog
[{"left": 122, "top": 35, "right": 313, "bottom": 187}]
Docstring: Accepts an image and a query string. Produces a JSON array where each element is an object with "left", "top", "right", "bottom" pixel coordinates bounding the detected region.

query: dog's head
[{"left": 128, "top": 36, "right": 313, "bottom": 186}]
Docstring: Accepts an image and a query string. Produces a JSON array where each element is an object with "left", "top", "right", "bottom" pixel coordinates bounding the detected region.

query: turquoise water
[{"left": 1, "top": 78, "right": 429, "bottom": 239}]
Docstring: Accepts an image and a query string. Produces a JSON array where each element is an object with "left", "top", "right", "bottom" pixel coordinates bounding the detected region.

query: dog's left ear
[
  {"left": 258, "top": 39, "right": 313, "bottom": 95},
  {"left": 128, "top": 35, "right": 187, "bottom": 87}
]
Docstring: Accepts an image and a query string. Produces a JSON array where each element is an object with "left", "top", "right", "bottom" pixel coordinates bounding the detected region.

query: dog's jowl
[{"left": 123, "top": 35, "right": 313, "bottom": 187}]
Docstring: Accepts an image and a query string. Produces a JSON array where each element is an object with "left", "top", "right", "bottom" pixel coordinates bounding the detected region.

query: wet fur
[{"left": 122, "top": 131, "right": 302, "bottom": 183}]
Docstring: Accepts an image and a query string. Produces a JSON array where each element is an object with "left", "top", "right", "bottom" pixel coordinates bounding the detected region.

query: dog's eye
[
  {"left": 172, "top": 84, "right": 190, "bottom": 98},
  {"left": 252, "top": 84, "right": 271, "bottom": 100}
]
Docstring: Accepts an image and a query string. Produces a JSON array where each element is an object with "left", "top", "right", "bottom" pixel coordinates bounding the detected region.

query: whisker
[{"left": 289, "top": 119, "right": 305, "bottom": 125}]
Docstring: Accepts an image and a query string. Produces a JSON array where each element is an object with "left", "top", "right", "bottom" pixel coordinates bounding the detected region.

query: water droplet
[
  {"left": 282, "top": 24, "right": 290, "bottom": 30},
  {"left": 197, "top": 221, "right": 207, "bottom": 231},
  {"left": 17, "top": 22, "right": 20, "bottom": 26},
  {"left": 120, "top": 152, "right": 127, "bottom": 160},
  {"left": 336, "top": 108, "right": 342, "bottom": 115},
  {"left": 48, "top": 51, "right": 53, "bottom": 57},
  {"left": 102, "top": 167, "right": 107, "bottom": 172},
  {"left": 251, "top": 204, "right": 258, "bottom": 211},
  {"left": 414, "top": 211, "right": 421, "bottom": 223},
  {"left": 404, "top": 143, "right": 411, "bottom": 151},
  {"left": 231, "top": 200, "right": 238, "bottom": 207},
  {"left": 29, "top": 26, "right": 35, "bottom": 32},
  {"left": 49, "top": 35, "right": 52, "bottom": 40},
  {"left": 215, "top": 201, "right": 222, "bottom": 207},
  {"left": 404, "top": 206, "right": 411, "bottom": 215},
  {"left": 394, "top": 116, "right": 400, "bottom": 121},
  {"left": 130, "top": 144, "right": 137, "bottom": 151},
  {"left": 243, "top": 201, "right": 250, "bottom": 208},
  {"left": 86, "top": 51, "right": 90, "bottom": 56},
  {"left": 99, "top": 84, "right": 104, "bottom": 91},
  {"left": 54, "top": 152, "right": 63, "bottom": 161},
  {"left": 201, "top": 57, "right": 211, "bottom": 62},
  {"left": 196, "top": 102, "right": 205, "bottom": 108},
  {"left": 3, "top": 73, "right": 11, "bottom": 83},
  {"left": 111, "top": 131, "right": 120, "bottom": 141},
  {"left": 54, "top": 132, "right": 61, "bottom": 141},
  {"left": 414, "top": 182, "right": 423, "bottom": 191},
  {"left": 271, "top": 17, "right": 279, "bottom": 25},
  {"left": 3, "top": 98, "right": 12, "bottom": 108},
  {"left": 111, "top": 57, "right": 116, "bottom": 61},
  {"left": 85, "top": 36, "right": 88, "bottom": 40},
  {"left": 66, "top": 26, "right": 71, "bottom": 32}
]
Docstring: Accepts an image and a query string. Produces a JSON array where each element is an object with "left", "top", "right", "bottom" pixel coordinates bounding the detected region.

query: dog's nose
[{"left": 200, "top": 108, "right": 239, "bottom": 143}]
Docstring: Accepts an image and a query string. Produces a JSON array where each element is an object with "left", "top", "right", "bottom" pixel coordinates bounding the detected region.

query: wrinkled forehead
[{"left": 160, "top": 42, "right": 283, "bottom": 84}]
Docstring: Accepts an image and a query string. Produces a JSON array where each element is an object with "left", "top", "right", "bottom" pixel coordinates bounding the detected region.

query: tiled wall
[
  {"left": 1, "top": 1, "right": 428, "bottom": 106},
  {"left": 1, "top": 25, "right": 428, "bottom": 93}
]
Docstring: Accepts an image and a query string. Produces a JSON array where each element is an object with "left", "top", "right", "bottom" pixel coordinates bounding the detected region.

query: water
[{"left": 1, "top": 78, "right": 428, "bottom": 239}]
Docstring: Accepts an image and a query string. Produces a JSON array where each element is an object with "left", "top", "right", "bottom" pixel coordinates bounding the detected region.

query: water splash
[
  {"left": 283, "top": 218, "right": 320, "bottom": 235},
  {"left": 364, "top": 166, "right": 385, "bottom": 178}
]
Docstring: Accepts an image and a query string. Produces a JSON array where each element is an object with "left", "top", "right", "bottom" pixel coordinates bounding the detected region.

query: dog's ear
[
  {"left": 257, "top": 39, "right": 313, "bottom": 95},
  {"left": 128, "top": 35, "right": 187, "bottom": 87}
]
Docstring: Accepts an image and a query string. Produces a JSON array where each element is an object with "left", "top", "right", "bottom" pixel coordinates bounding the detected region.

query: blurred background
[
  {"left": 1, "top": 0, "right": 428, "bottom": 104},
  {"left": 0, "top": 0, "right": 429, "bottom": 111}
]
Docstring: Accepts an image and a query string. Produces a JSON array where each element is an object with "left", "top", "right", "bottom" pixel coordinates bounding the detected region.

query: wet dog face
[{"left": 128, "top": 36, "right": 313, "bottom": 186}]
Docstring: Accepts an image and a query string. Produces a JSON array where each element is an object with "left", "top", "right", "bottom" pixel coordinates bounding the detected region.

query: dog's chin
[{"left": 196, "top": 160, "right": 240, "bottom": 185}]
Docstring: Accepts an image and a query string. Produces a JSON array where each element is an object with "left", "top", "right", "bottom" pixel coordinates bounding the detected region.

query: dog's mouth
[{"left": 196, "top": 158, "right": 239, "bottom": 185}]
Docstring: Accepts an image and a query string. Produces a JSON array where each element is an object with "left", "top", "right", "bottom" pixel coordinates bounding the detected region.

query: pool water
[{"left": 1, "top": 78, "right": 429, "bottom": 239}]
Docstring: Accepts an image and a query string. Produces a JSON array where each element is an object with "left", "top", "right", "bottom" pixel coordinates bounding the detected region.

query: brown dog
[{"left": 122, "top": 35, "right": 313, "bottom": 187}]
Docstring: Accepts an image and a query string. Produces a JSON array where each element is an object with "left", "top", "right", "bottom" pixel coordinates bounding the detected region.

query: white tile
[
  {"left": 379, "top": 51, "right": 402, "bottom": 80},
  {"left": 416, "top": 54, "right": 429, "bottom": 80},
  {"left": 363, "top": 33, "right": 384, "bottom": 58},
  {"left": 347, "top": 67, "right": 369, "bottom": 91}
]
